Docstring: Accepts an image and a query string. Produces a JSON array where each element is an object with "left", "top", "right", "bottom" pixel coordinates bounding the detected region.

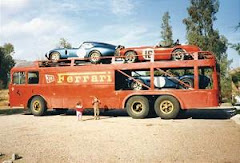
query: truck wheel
[
  {"left": 30, "top": 96, "right": 46, "bottom": 116},
  {"left": 154, "top": 96, "right": 180, "bottom": 119},
  {"left": 126, "top": 96, "right": 149, "bottom": 119}
]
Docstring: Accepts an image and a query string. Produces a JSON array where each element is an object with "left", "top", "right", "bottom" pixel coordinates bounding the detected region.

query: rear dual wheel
[
  {"left": 126, "top": 95, "right": 180, "bottom": 119},
  {"left": 126, "top": 96, "right": 149, "bottom": 119},
  {"left": 154, "top": 96, "right": 180, "bottom": 119}
]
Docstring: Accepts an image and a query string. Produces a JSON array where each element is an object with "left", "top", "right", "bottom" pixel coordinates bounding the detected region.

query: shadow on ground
[
  {"left": 0, "top": 108, "right": 24, "bottom": 115},
  {"left": 176, "top": 109, "right": 236, "bottom": 119},
  {"left": 0, "top": 108, "right": 236, "bottom": 120},
  {"left": 46, "top": 108, "right": 236, "bottom": 120}
]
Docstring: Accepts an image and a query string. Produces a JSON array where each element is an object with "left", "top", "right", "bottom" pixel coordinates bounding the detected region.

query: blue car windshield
[{"left": 79, "top": 43, "right": 93, "bottom": 49}]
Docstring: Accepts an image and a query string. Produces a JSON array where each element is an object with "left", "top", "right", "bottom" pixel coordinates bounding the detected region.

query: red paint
[
  {"left": 9, "top": 52, "right": 219, "bottom": 111},
  {"left": 119, "top": 44, "right": 200, "bottom": 61}
]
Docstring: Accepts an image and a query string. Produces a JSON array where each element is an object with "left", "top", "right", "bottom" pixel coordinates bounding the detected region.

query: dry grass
[
  {"left": 0, "top": 89, "right": 9, "bottom": 108},
  {"left": 0, "top": 89, "right": 24, "bottom": 114}
]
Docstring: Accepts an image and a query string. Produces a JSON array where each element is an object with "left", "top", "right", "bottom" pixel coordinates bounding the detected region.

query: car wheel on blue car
[
  {"left": 89, "top": 51, "right": 101, "bottom": 64},
  {"left": 50, "top": 52, "right": 60, "bottom": 61},
  {"left": 131, "top": 79, "right": 144, "bottom": 90},
  {"left": 179, "top": 78, "right": 194, "bottom": 89}
]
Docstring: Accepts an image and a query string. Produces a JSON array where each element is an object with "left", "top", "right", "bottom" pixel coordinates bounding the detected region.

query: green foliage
[
  {"left": 230, "top": 23, "right": 240, "bottom": 55},
  {"left": 230, "top": 43, "right": 240, "bottom": 55},
  {"left": 183, "top": 0, "right": 227, "bottom": 61},
  {"left": 0, "top": 43, "right": 15, "bottom": 89},
  {"left": 232, "top": 71, "right": 240, "bottom": 85},
  {"left": 160, "top": 12, "right": 173, "bottom": 46},
  {"left": 183, "top": 0, "right": 231, "bottom": 101},
  {"left": 58, "top": 38, "right": 72, "bottom": 48},
  {"left": 219, "top": 55, "right": 232, "bottom": 102}
]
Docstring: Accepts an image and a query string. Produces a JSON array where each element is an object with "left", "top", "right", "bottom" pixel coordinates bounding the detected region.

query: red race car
[{"left": 118, "top": 40, "right": 200, "bottom": 63}]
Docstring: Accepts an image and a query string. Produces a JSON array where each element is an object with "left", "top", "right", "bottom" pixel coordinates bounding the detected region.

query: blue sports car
[
  {"left": 45, "top": 41, "right": 118, "bottom": 63},
  {"left": 128, "top": 75, "right": 210, "bottom": 90}
]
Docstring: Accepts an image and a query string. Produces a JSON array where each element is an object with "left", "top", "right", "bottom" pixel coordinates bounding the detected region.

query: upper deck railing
[{"left": 36, "top": 51, "right": 216, "bottom": 68}]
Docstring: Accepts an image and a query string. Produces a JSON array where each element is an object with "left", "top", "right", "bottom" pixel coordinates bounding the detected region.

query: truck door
[
  {"left": 9, "top": 71, "right": 27, "bottom": 107},
  {"left": 25, "top": 71, "right": 40, "bottom": 100}
]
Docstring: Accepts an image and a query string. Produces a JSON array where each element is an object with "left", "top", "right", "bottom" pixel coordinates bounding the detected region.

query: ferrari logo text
[{"left": 57, "top": 71, "right": 112, "bottom": 84}]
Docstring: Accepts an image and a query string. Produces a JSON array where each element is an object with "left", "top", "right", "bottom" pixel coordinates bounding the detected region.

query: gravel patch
[
  {"left": 0, "top": 113, "right": 240, "bottom": 162},
  {"left": 231, "top": 114, "right": 240, "bottom": 125}
]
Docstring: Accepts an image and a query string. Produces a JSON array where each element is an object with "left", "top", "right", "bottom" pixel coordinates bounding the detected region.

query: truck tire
[
  {"left": 154, "top": 95, "right": 180, "bottom": 119},
  {"left": 126, "top": 96, "right": 149, "bottom": 119},
  {"left": 30, "top": 96, "right": 46, "bottom": 116}
]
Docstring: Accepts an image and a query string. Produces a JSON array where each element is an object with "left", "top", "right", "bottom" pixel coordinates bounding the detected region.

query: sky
[{"left": 0, "top": 0, "right": 239, "bottom": 68}]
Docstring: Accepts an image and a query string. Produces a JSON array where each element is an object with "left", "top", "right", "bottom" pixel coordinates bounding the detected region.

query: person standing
[
  {"left": 76, "top": 101, "right": 84, "bottom": 121},
  {"left": 92, "top": 97, "right": 100, "bottom": 120}
]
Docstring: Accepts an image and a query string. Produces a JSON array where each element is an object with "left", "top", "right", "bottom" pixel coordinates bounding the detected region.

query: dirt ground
[{"left": 0, "top": 109, "right": 239, "bottom": 163}]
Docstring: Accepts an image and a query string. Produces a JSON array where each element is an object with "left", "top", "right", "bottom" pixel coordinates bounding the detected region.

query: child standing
[
  {"left": 76, "top": 102, "right": 84, "bottom": 121},
  {"left": 92, "top": 97, "right": 100, "bottom": 120}
]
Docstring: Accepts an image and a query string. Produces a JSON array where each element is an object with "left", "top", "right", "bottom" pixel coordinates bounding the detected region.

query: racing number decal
[{"left": 142, "top": 48, "right": 154, "bottom": 60}]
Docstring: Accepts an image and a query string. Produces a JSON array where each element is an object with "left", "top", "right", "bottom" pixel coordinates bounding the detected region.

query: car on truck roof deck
[
  {"left": 118, "top": 40, "right": 201, "bottom": 63},
  {"left": 45, "top": 41, "right": 119, "bottom": 64}
]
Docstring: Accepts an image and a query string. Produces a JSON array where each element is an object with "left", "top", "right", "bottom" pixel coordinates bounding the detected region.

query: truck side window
[
  {"left": 13, "top": 72, "right": 26, "bottom": 84},
  {"left": 199, "top": 67, "right": 213, "bottom": 89},
  {"left": 28, "top": 72, "right": 39, "bottom": 84}
]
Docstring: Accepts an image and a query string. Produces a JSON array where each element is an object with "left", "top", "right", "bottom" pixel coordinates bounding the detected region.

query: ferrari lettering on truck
[{"left": 57, "top": 71, "right": 112, "bottom": 84}]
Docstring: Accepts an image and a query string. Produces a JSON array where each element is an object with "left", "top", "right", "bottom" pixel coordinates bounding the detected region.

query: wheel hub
[
  {"left": 160, "top": 100, "right": 174, "bottom": 114},
  {"left": 131, "top": 101, "right": 143, "bottom": 113},
  {"left": 126, "top": 53, "right": 136, "bottom": 62},
  {"left": 91, "top": 53, "right": 100, "bottom": 62},
  {"left": 51, "top": 53, "right": 60, "bottom": 61},
  {"left": 173, "top": 51, "right": 184, "bottom": 60},
  {"left": 33, "top": 100, "right": 41, "bottom": 112},
  {"left": 133, "top": 82, "right": 142, "bottom": 90}
]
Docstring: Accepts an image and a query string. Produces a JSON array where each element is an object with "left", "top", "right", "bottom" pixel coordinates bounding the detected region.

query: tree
[
  {"left": 160, "top": 12, "right": 173, "bottom": 46},
  {"left": 58, "top": 38, "right": 72, "bottom": 48},
  {"left": 0, "top": 43, "right": 15, "bottom": 89},
  {"left": 183, "top": 0, "right": 231, "bottom": 102},
  {"left": 230, "top": 23, "right": 240, "bottom": 55},
  {"left": 230, "top": 68, "right": 240, "bottom": 102},
  {"left": 230, "top": 43, "right": 240, "bottom": 55}
]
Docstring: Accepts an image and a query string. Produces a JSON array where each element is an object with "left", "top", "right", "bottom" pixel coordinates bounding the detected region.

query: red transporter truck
[{"left": 9, "top": 52, "right": 220, "bottom": 119}]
